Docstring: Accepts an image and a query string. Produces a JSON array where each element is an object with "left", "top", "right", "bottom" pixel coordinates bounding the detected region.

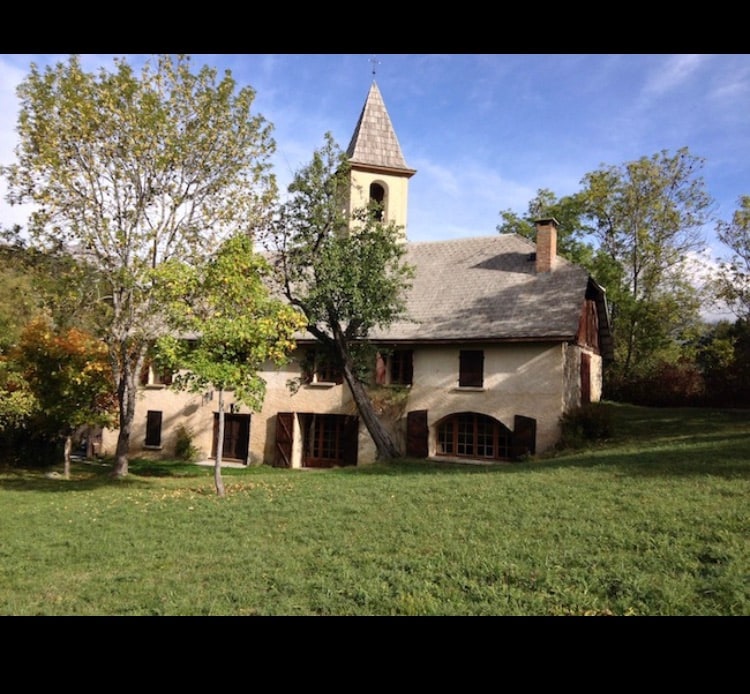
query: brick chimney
[{"left": 534, "top": 217, "right": 558, "bottom": 273}]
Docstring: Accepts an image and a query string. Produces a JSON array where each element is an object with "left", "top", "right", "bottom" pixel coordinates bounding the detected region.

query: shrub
[
  {"left": 174, "top": 425, "right": 200, "bottom": 462},
  {"left": 558, "top": 403, "right": 614, "bottom": 449},
  {"left": 606, "top": 359, "right": 706, "bottom": 407}
]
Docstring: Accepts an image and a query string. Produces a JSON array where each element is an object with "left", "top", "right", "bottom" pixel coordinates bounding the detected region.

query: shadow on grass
[
  {"left": 2, "top": 404, "right": 748, "bottom": 488},
  {"left": 0, "top": 456, "right": 217, "bottom": 492},
  {"left": 341, "top": 428, "right": 750, "bottom": 481}
]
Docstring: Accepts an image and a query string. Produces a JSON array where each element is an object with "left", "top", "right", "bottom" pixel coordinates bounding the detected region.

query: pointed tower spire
[
  {"left": 346, "top": 81, "right": 416, "bottom": 176},
  {"left": 345, "top": 80, "right": 416, "bottom": 237}
]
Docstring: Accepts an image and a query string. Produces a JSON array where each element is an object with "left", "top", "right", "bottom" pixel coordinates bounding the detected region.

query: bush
[
  {"left": 558, "top": 403, "right": 614, "bottom": 449},
  {"left": 174, "top": 425, "right": 200, "bottom": 462},
  {"left": 605, "top": 359, "right": 705, "bottom": 407}
]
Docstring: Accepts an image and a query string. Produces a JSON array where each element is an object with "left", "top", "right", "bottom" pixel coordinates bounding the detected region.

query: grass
[{"left": 0, "top": 402, "right": 748, "bottom": 616}]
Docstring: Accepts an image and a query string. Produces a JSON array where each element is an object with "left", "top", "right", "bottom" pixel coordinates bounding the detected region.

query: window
[
  {"left": 303, "top": 348, "right": 343, "bottom": 385},
  {"left": 376, "top": 349, "right": 413, "bottom": 386},
  {"left": 437, "top": 412, "right": 510, "bottom": 460},
  {"left": 301, "top": 414, "right": 359, "bottom": 468},
  {"left": 140, "top": 361, "right": 173, "bottom": 387},
  {"left": 390, "top": 349, "right": 413, "bottom": 386},
  {"left": 459, "top": 350, "right": 484, "bottom": 388},
  {"left": 145, "top": 410, "right": 163, "bottom": 447}
]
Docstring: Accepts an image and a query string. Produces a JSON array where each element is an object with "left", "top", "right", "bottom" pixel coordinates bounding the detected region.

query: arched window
[
  {"left": 436, "top": 412, "right": 511, "bottom": 460},
  {"left": 369, "top": 182, "right": 386, "bottom": 221}
]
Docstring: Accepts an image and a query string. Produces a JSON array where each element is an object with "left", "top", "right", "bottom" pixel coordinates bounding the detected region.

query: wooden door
[
  {"left": 212, "top": 413, "right": 250, "bottom": 461},
  {"left": 274, "top": 412, "right": 294, "bottom": 468}
]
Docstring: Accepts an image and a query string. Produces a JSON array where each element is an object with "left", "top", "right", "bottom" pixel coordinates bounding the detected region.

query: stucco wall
[
  {"left": 563, "top": 344, "right": 604, "bottom": 411},
  {"left": 401, "top": 342, "right": 567, "bottom": 457},
  {"left": 349, "top": 169, "right": 409, "bottom": 233},
  {"left": 102, "top": 341, "right": 587, "bottom": 465}
]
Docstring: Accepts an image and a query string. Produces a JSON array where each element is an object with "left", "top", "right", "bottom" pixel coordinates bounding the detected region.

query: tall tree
[
  {"left": 154, "top": 233, "right": 305, "bottom": 496},
  {"left": 266, "top": 133, "right": 414, "bottom": 460},
  {"left": 12, "top": 316, "right": 116, "bottom": 478},
  {"left": 497, "top": 188, "right": 595, "bottom": 266},
  {"left": 580, "top": 148, "right": 711, "bottom": 375},
  {"left": 2, "top": 54, "right": 276, "bottom": 477},
  {"left": 714, "top": 195, "right": 750, "bottom": 319}
]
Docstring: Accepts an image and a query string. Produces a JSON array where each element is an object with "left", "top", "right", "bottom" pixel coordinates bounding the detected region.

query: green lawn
[{"left": 1, "top": 402, "right": 748, "bottom": 616}]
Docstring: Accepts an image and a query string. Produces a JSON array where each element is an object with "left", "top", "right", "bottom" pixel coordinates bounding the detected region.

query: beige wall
[
  {"left": 402, "top": 342, "right": 568, "bottom": 456},
  {"left": 101, "top": 348, "right": 355, "bottom": 464},
  {"left": 348, "top": 169, "right": 410, "bottom": 233},
  {"left": 102, "top": 341, "right": 600, "bottom": 465}
]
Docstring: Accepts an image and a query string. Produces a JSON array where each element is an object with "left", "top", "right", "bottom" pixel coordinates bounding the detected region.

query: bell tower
[{"left": 345, "top": 81, "right": 416, "bottom": 236}]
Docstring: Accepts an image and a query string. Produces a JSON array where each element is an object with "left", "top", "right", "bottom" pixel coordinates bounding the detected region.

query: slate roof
[
  {"left": 368, "top": 233, "right": 604, "bottom": 345},
  {"left": 346, "top": 81, "right": 416, "bottom": 176}
]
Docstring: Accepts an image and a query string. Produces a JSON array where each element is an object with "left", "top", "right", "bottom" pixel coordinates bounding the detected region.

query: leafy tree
[
  {"left": 154, "top": 233, "right": 305, "bottom": 496},
  {"left": 12, "top": 316, "right": 117, "bottom": 477},
  {"left": 267, "top": 133, "right": 414, "bottom": 461},
  {"left": 497, "top": 149, "right": 713, "bottom": 402},
  {"left": 581, "top": 148, "right": 712, "bottom": 377},
  {"left": 0, "top": 225, "right": 101, "bottom": 351},
  {"left": 714, "top": 195, "right": 750, "bottom": 319},
  {"left": 496, "top": 188, "right": 595, "bottom": 266},
  {"left": 2, "top": 54, "right": 276, "bottom": 477},
  {"left": 0, "top": 358, "right": 36, "bottom": 435},
  {"left": 692, "top": 318, "right": 750, "bottom": 407}
]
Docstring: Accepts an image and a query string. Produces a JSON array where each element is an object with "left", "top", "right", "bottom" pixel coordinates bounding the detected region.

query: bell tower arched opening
[{"left": 369, "top": 181, "right": 386, "bottom": 221}]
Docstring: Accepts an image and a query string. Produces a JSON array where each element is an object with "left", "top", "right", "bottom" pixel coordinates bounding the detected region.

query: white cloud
[{"left": 642, "top": 54, "right": 708, "bottom": 99}]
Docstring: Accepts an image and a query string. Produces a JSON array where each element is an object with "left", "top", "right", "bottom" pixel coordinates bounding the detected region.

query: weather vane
[{"left": 369, "top": 55, "right": 381, "bottom": 76}]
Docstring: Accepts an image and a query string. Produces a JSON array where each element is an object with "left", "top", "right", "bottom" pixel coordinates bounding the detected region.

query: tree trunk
[
  {"left": 111, "top": 347, "right": 144, "bottom": 479},
  {"left": 214, "top": 389, "right": 226, "bottom": 497},
  {"left": 63, "top": 434, "right": 72, "bottom": 480},
  {"left": 112, "top": 373, "right": 135, "bottom": 478},
  {"left": 341, "top": 357, "right": 401, "bottom": 461}
]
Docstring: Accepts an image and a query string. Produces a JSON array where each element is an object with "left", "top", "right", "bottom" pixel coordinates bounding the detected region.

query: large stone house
[{"left": 100, "top": 80, "right": 612, "bottom": 467}]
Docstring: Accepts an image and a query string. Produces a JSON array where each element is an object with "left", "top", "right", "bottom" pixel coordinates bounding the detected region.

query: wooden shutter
[
  {"left": 145, "top": 410, "right": 162, "bottom": 446},
  {"left": 406, "top": 410, "right": 429, "bottom": 458},
  {"left": 511, "top": 415, "right": 536, "bottom": 459},
  {"left": 459, "top": 350, "right": 484, "bottom": 387},
  {"left": 274, "top": 412, "right": 294, "bottom": 468},
  {"left": 375, "top": 353, "right": 387, "bottom": 385},
  {"left": 342, "top": 416, "right": 359, "bottom": 467}
]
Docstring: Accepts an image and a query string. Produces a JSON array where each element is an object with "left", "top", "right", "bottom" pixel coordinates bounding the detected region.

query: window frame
[{"left": 436, "top": 412, "right": 511, "bottom": 461}]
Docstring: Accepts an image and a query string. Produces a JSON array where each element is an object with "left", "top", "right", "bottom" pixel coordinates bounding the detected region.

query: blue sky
[{"left": 1, "top": 53, "right": 748, "bottom": 266}]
